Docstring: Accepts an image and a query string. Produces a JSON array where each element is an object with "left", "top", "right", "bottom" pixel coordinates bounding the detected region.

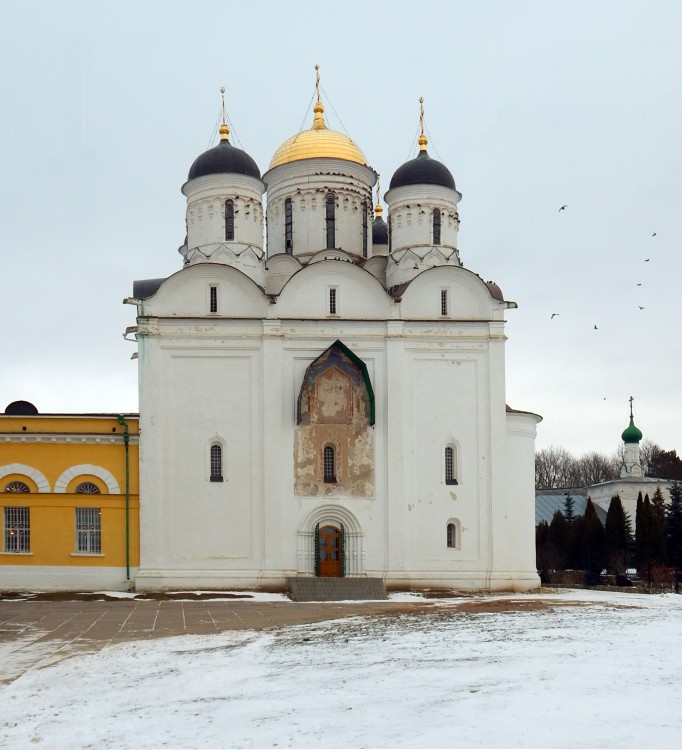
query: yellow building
[{"left": 0, "top": 400, "right": 139, "bottom": 591}]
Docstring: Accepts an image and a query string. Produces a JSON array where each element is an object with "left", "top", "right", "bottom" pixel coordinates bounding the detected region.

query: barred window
[
  {"left": 329, "top": 287, "right": 337, "bottom": 315},
  {"left": 447, "top": 522, "right": 456, "bottom": 548},
  {"left": 210, "top": 285, "right": 218, "bottom": 314},
  {"left": 362, "top": 199, "right": 368, "bottom": 258},
  {"left": 323, "top": 446, "right": 336, "bottom": 483},
  {"left": 441, "top": 289, "right": 448, "bottom": 316},
  {"left": 285, "top": 198, "right": 293, "bottom": 254},
  {"left": 4, "top": 506, "right": 29, "bottom": 553},
  {"left": 210, "top": 444, "right": 223, "bottom": 482},
  {"left": 76, "top": 507, "right": 101, "bottom": 554},
  {"left": 433, "top": 209, "right": 441, "bottom": 245},
  {"left": 225, "top": 200, "right": 235, "bottom": 241},
  {"left": 75, "top": 482, "right": 101, "bottom": 494},
  {"left": 4, "top": 481, "right": 30, "bottom": 493},
  {"left": 325, "top": 193, "right": 336, "bottom": 248},
  {"left": 445, "top": 446, "right": 457, "bottom": 484}
]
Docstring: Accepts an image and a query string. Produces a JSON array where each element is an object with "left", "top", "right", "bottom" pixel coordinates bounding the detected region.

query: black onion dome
[
  {"left": 5, "top": 400, "right": 38, "bottom": 415},
  {"left": 187, "top": 139, "right": 261, "bottom": 182},
  {"left": 372, "top": 216, "right": 388, "bottom": 245},
  {"left": 389, "top": 149, "right": 456, "bottom": 191}
]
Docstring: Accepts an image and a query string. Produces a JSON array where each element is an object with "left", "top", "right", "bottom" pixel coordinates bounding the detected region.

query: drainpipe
[{"left": 117, "top": 414, "right": 130, "bottom": 582}]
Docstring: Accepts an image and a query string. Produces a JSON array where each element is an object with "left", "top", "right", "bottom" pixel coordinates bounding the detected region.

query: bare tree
[
  {"left": 574, "top": 451, "right": 619, "bottom": 487},
  {"left": 535, "top": 446, "right": 577, "bottom": 489},
  {"left": 639, "top": 439, "right": 661, "bottom": 477}
]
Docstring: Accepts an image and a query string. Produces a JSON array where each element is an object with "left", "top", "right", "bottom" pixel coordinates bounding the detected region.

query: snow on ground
[{"left": 2, "top": 590, "right": 681, "bottom": 749}]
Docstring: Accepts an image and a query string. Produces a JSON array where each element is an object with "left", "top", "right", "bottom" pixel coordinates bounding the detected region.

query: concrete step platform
[{"left": 287, "top": 577, "right": 387, "bottom": 602}]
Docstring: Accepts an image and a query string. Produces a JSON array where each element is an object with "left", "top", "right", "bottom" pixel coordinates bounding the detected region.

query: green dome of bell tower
[{"left": 621, "top": 396, "right": 643, "bottom": 444}]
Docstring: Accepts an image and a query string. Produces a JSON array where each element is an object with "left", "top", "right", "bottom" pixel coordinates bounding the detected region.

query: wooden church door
[{"left": 318, "top": 525, "right": 342, "bottom": 577}]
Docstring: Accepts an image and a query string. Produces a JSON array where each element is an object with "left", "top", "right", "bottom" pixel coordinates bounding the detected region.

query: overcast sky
[{"left": 1, "top": 0, "right": 680, "bottom": 457}]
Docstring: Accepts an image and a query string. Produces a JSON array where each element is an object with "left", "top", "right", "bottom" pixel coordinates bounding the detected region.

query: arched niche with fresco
[{"left": 295, "top": 340, "right": 374, "bottom": 498}]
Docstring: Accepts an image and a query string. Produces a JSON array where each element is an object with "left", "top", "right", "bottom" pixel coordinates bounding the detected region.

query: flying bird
[
  {"left": 638, "top": 306, "right": 645, "bottom": 310},
  {"left": 551, "top": 313, "right": 559, "bottom": 319},
  {"left": 559, "top": 205, "right": 567, "bottom": 212},
  {"left": 652, "top": 232, "right": 657, "bottom": 237},
  {"left": 636, "top": 283, "right": 642, "bottom": 286},
  {"left": 594, "top": 325, "right": 598, "bottom": 330},
  {"left": 645, "top": 258, "right": 650, "bottom": 262}
]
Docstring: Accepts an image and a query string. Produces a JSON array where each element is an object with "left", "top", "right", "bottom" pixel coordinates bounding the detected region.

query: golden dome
[{"left": 269, "top": 100, "right": 367, "bottom": 170}]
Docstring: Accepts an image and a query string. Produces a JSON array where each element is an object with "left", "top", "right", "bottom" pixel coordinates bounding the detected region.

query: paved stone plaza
[{"left": 0, "top": 597, "right": 438, "bottom": 684}]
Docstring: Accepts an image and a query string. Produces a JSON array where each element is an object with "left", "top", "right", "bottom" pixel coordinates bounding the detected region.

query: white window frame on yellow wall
[
  {"left": 3, "top": 506, "right": 30, "bottom": 553},
  {"left": 75, "top": 507, "right": 102, "bottom": 555}
]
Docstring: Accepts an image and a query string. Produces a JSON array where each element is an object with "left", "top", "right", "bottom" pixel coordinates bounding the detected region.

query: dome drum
[
  {"left": 182, "top": 173, "right": 264, "bottom": 256},
  {"left": 385, "top": 183, "right": 461, "bottom": 259},
  {"left": 265, "top": 159, "right": 376, "bottom": 259}
]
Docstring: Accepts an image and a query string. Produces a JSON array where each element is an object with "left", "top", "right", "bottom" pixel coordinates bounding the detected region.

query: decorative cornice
[{"left": 0, "top": 434, "right": 139, "bottom": 445}]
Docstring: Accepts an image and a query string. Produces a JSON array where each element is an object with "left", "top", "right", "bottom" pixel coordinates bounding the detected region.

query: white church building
[{"left": 126, "top": 82, "right": 541, "bottom": 593}]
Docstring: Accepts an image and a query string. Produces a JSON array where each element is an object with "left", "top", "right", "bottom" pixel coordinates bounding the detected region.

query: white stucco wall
[{"left": 134, "top": 257, "right": 539, "bottom": 592}]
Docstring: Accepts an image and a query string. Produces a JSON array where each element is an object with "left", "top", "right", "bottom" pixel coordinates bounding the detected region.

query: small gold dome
[{"left": 269, "top": 100, "right": 367, "bottom": 170}]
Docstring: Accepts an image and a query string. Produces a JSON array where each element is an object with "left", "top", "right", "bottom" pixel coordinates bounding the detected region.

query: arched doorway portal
[{"left": 318, "top": 524, "right": 342, "bottom": 577}]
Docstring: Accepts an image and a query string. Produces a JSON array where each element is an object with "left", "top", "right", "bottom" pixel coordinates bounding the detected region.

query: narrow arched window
[
  {"left": 285, "top": 198, "right": 293, "bottom": 254},
  {"left": 445, "top": 446, "right": 457, "bottom": 484},
  {"left": 75, "top": 482, "right": 101, "bottom": 494},
  {"left": 433, "top": 209, "right": 441, "bottom": 245},
  {"left": 4, "top": 481, "right": 30, "bottom": 493},
  {"left": 325, "top": 193, "right": 336, "bottom": 248},
  {"left": 447, "top": 523, "right": 456, "bottom": 548},
  {"left": 210, "top": 444, "right": 223, "bottom": 482},
  {"left": 323, "top": 445, "right": 336, "bottom": 483},
  {"left": 362, "top": 199, "right": 368, "bottom": 258},
  {"left": 225, "top": 200, "right": 235, "bottom": 241},
  {"left": 388, "top": 215, "right": 392, "bottom": 253},
  {"left": 441, "top": 289, "right": 448, "bottom": 316}
]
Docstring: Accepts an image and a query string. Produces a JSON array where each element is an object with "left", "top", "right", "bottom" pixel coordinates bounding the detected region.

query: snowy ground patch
[{"left": 1, "top": 590, "right": 681, "bottom": 749}]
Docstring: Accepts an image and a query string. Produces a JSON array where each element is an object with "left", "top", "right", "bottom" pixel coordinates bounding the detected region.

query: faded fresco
[{"left": 295, "top": 343, "right": 374, "bottom": 497}]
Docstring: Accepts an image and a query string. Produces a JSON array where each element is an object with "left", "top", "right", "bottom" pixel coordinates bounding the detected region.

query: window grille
[
  {"left": 76, "top": 507, "right": 101, "bottom": 554},
  {"left": 441, "top": 289, "right": 448, "bottom": 316},
  {"left": 225, "top": 200, "right": 234, "bottom": 241},
  {"left": 285, "top": 198, "right": 293, "bottom": 254},
  {"left": 323, "top": 446, "right": 336, "bottom": 483},
  {"left": 4, "top": 481, "right": 29, "bottom": 493},
  {"left": 445, "top": 446, "right": 457, "bottom": 484},
  {"left": 329, "top": 288, "right": 337, "bottom": 315},
  {"left": 210, "top": 444, "right": 223, "bottom": 482},
  {"left": 325, "top": 193, "right": 336, "bottom": 248},
  {"left": 433, "top": 209, "right": 441, "bottom": 245},
  {"left": 362, "top": 199, "right": 368, "bottom": 258},
  {"left": 75, "top": 482, "right": 101, "bottom": 494},
  {"left": 210, "top": 285, "right": 218, "bottom": 314},
  {"left": 447, "top": 522, "right": 456, "bottom": 548},
  {"left": 4, "top": 506, "right": 29, "bottom": 553}
]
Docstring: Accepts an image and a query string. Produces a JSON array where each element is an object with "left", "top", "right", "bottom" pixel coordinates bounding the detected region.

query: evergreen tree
[
  {"left": 624, "top": 510, "right": 635, "bottom": 567},
  {"left": 547, "top": 510, "right": 569, "bottom": 570},
  {"left": 604, "top": 494, "right": 629, "bottom": 575},
  {"left": 636, "top": 495, "right": 665, "bottom": 584},
  {"left": 568, "top": 514, "right": 586, "bottom": 569},
  {"left": 563, "top": 494, "right": 575, "bottom": 526},
  {"left": 535, "top": 521, "right": 550, "bottom": 580},
  {"left": 635, "top": 494, "right": 644, "bottom": 569},
  {"left": 649, "top": 494, "right": 667, "bottom": 566},
  {"left": 651, "top": 487, "right": 667, "bottom": 531},
  {"left": 665, "top": 482, "right": 682, "bottom": 591},
  {"left": 583, "top": 497, "right": 605, "bottom": 576}
]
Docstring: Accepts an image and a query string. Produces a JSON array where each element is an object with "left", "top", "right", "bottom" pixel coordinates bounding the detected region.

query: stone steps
[{"left": 287, "top": 577, "right": 387, "bottom": 602}]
